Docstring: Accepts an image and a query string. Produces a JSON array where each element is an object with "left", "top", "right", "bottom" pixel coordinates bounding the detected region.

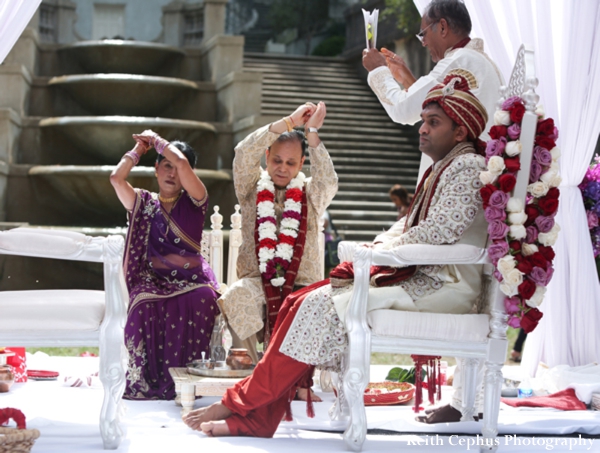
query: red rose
[
  {"left": 530, "top": 252, "right": 548, "bottom": 269},
  {"left": 285, "top": 188, "right": 303, "bottom": 202},
  {"left": 509, "top": 240, "right": 522, "bottom": 252},
  {"left": 480, "top": 184, "right": 497, "bottom": 207},
  {"left": 498, "top": 174, "right": 517, "bottom": 193},
  {"left": 489, "top": 125, "right": 508, "bottom": 140},
  {"left": 525, "top": 204, "right": 541, "bottom": 226},
  {"left": 518, "top": 279, "right": 537, "bottom": 300},
  {"left": 509, "top": 103, "right": 526, "bottom": 123},
  {"left": 258, "top": 238, "right": 277, "bottom": 249},
  {"left": 538, "top": 197, "right": 559, "bottom": 215},
  {"left": 278, "top": 234, "right": 296, "bottom": 246},
  {"left": 504, "top": 156, "right": 521, "bottom": 173},
  {"left": 517, "top": 259, "right": 533, "bottom": 274},
  {"left": 257, "top": 190, "right": 275, "bottom": 203},
  {"left": 546, "top": 187, "right": 560, "bottom": 200},
  {"left": 536, "top": 136, "right": 556, "bottom": 150},
  {"left": 521, "top": 308, "right": 543, "bottom": 333},
  {"left": 538, "top": 245, "right": 556, "bottom": 262},
  {"left": 536, "top": 118, "right": 555, "bottom": 137},
  {"left": 514, "top": 253, "right": 524, "bottom": 263}
]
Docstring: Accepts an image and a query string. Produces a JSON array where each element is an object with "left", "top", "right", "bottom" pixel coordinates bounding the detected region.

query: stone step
[
  {"left": 261, "top": 79, "right": 372, "bottom": 93},
  {"left": 332, "top": 219, "right": 396, "bottom": 230},
  {"left": 337, "top": 173, "right": 418, "bottom": 185},
  {"left": 329, "top": 156, "right": 419, "bottom": 168},
  {"left": 313, "top": 124, "right": 411, "bottom": 138},
  {"left": 261, "top": 94, "right": 383, "bottom": 108},
  {"left": 329, "top": 209, "right": 398, "bottom": 220},
  {"left": 330, "top": 200, "right": 395, "bottom": 210},
  {"left": 333, "top": 165, "right": 417, "bottom": 177},
  {"left": 338, "top": 181, "right": 416, "bottom": 192},
  {"left": 317, "top": 131, "right": 414, "bottom": 144},
  {"left": 263, "top": 88, "right": 375, "bottom": 102},
  {"left": 260, "top": 108, "right": 395, "bottom": 123},
  {"left": 320, "top": 141, "right": 418, "bottom": 152},
  {"left": 244, "top": 58, "right": 351, "bottom": 71},
  {"left": 337, "top": 230, "right": 383, "bottom": 241},
  {"left": 327, "top": 149, "right": 419, "bottom": 161},
  {"left": 334, "top": 191, "right": 392, "bottom": 201},
  {"left": 245, "top": 67, "right": 360, "bottom": 83}
]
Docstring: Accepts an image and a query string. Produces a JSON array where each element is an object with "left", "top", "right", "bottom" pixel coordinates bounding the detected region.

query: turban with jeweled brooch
[{"left": 422, "top": 69, "right": 488, "bottom": 141}]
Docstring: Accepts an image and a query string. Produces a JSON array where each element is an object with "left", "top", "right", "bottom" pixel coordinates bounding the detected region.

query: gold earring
[{"left": 155, "top": 172, "right": 158, "bottom": 177}]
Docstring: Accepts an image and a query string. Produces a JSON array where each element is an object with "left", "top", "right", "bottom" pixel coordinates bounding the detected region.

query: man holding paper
[{"left": 363, "top": 0, "right": 503, "bottom": 138}]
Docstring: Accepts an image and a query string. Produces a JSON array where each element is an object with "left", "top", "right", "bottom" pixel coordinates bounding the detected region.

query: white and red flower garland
[
  {"left": 480, "top": 96, "right": 561, "bottom": 333},
  {"left": 256, "top": 170, "right": 306, "bottom": 287}
]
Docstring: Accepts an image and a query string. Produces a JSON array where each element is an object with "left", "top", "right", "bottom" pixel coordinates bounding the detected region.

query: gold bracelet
[{"left": 283, "top": 116, "right": 294, "bottom": 132}]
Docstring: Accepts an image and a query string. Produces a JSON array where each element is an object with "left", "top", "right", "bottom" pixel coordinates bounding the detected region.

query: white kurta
[
  {"left": 280, "top": 152, "right": 487, "bottom": 367},
  {"left": 368, "top": 38, "right": 504, "bottom": 139}
]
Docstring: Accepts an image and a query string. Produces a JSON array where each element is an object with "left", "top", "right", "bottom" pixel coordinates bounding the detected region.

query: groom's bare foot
[
  {"left": 201, "top": 420, "right": 231, "bottom": 437},
  {"left": 296, "top": 388, "right": 322, "bottom": 402},
  {"left": 183, "top": 402, "right": 232, "bottom": 431}
]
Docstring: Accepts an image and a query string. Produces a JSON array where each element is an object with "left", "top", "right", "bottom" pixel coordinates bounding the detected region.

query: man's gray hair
[{"left": 424, "top": 0, "right": 472, "bottom": 37}]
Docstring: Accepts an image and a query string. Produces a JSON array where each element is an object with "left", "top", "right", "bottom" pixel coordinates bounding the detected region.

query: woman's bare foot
[
  {"left": 182, "top": 402, "right": 232, "bottom": 431},
  {"left": 296, "top": 388, "right": 322, "bottom": 402},
  {"left": 200, "top": 420, "right": 231, "bottom": 437}
]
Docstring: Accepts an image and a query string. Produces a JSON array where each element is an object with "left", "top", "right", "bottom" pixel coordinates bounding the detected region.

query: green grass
[{"left": 28, "top": 347, "right": 99, "bottom": 357}]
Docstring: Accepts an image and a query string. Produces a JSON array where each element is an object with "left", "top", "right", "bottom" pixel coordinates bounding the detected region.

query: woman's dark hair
[
  {"left": 424, "top": 0, "right": 472, "bottom": 37},
  {"left": 389, "top": 184, "right": 412, "bottom": 206},
  {"left": 269, "top": 130, "right": 308, "bottom": 157},
  {"left": 156, "top": 141, "right": 197, "bottom": 168}
]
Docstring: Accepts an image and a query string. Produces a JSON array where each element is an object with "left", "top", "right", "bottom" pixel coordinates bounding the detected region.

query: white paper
[{"left": 362, "top": 8, "right": 379, "bottom": 50}]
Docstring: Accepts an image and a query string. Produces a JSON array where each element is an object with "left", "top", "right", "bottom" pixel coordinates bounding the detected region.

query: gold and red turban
[{"left": 422, "top": 70, "right": 488, "bottom": 141}]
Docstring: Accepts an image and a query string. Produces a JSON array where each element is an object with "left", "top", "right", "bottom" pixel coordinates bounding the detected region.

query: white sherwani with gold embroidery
[
  {"left": 280, "top": 152, "right": 487, "bottom": 366},
  {"left": 220, "top": 125, "right": 338, "bottom": 341}
]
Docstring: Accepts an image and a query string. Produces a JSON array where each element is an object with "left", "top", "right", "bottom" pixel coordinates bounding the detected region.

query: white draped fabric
[
  {"left": 0, "top": 0, "right": 42, "bottom": 65},
  {"left": 414, "top": 0, "right": 600, "bottom": 374}
]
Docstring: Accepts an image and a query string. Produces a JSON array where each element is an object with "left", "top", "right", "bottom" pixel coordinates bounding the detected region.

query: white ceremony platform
[{"left": 1, "top": 355, "right": 599, "bottom": 453}]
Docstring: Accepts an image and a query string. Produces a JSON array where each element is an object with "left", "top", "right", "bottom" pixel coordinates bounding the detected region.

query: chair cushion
[
  {"left": 367, "top": 310, "right": 490, "bottom": 343},
  {"left": 0, "top": 290, "right": 105, "bottom": 332}
]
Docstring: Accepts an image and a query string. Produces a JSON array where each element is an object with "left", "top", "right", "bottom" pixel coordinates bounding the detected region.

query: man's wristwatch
[{"left": 307, "top": 127, "right": 319, "bottom": 135}]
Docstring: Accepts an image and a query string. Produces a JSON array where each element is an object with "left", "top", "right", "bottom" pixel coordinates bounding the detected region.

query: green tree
[
  {"left": 268, "top": 0, "right": 332, "bottom": 55},
  {"left": 381, "top": 0, "right": 421, "bottom": 35}
]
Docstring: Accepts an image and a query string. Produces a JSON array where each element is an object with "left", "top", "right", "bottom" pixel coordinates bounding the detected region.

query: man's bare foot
[
  {"left": 296, "top": 388, "right": 322, "bottom": 402},
  {"left": 200, "top": 420, "right": 231, "bottom": 437},
  {"left": 182, "top": 402, "right": 232, "bottom": 431},
  {"left": 415, "top": 404, "right": 480, "bottom": 424}
]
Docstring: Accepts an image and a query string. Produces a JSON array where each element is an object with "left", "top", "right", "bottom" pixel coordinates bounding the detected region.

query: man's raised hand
[
  {"left": 290, "top": 103, "right": 316, "bottom": 127},
  {"left": 381, "top": 48, "right": 417, "bottom": 89},
  {"left": 362, "top": 48, "right": 386, "bottom": 71},
  {"left": 306, "top": 101, "right": 326, "bottom": 130}
]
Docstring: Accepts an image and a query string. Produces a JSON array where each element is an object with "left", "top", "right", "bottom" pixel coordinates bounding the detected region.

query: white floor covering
[{"left": 1, "top": 356, "right": 599, "bottom": 453}]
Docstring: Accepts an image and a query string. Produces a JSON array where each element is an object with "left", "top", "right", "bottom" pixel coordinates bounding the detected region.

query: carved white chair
[
  {"left": 0, "top": 206, "right": 225, "bottom": 450},
  {"left": 336, "top": 45, "right": 538, "bottom": 452}
]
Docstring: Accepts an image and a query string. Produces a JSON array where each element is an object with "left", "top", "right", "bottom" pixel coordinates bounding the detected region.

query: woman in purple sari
[{"left": 110, "top": 130, "right": 220, "bottom": 400}]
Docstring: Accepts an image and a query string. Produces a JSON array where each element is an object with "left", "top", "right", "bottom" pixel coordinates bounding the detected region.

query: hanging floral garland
[
  {"left": 256, "top": 170, "right": 306, "bottom": 287},
  {"left": 479, "top": 96, "right": 561, "bottom": 333}
]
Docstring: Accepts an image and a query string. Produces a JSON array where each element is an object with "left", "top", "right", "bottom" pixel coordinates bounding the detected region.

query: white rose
[
  {"left": 258, "top": 247, "right": 275, "bottom": 262},
  {"left": 497, "top": 255, "right": 516, "bottom": 276},
  {"left": 509, "top": 224, "right": 527, "bottom": 240},
  {"left": 500, "top": 282, "right": 518, "bottom": 297},
  {"left": 257, "top": 201, "right": 275, "bottom": 218},
  {"left": 505, "top": 140, "right": 522, "bottom": 157},
  {"left": 550, "top": 146, "right": 561, "bottom": 161},
  {"left": 528, "top": 181, "right": 550, "bottom": 198},
  {"left": 494, "top": 109, "right": 511, "bottom": 126},
  {"left": 538, "top": 223, "right": 561, "bottom": 246},
  {"left": 281, "top": 217, "right": 300, "bottom": 230},
  {"left": 271, "top": 277, "right": 285, "bottom": 287},
  {"left": 507, "top": 197, "right": 524, "bottom": 213},
  {"left": 550, "top": 161, "right": 559, "bottom": 172},
  {"left": 284, "top": 200, "right": 302, "bottom": 213},
  {"left": 526, "top": 286, "right": 547, "bottom": 308},
  {"left": 549, "top": 174, "right": 562, "bottom": 188},
  {"left": 480, "top": 171, "right": 497, "bottom": 185},
  {"left": 505, "top": 268, "right": 524, "bottom": 288},
  {"left": 521, "top": 243, "right": 539, "bottom": 256},
  {"left": 277, "top": 243, "right": 294, "bottom": 260},
  {"left": 535, "top": 104, "right": 545, "bottom": 118},
  {"left": 508, "top": 211, "right": 528, "bottom": 225},
  {"left": 488, "top": 156, "right": 506, "bottom": 174},
  {"left": 540, "top": 170, "right": 558, "bottom": 185}
]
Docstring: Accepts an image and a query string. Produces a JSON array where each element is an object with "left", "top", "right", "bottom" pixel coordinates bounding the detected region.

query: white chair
[
  {"left": 336, "top": 44, "right": 539, "bottom": 452},
  {"left": 0, "top": 206, "right": 225, "bottom": 450}
]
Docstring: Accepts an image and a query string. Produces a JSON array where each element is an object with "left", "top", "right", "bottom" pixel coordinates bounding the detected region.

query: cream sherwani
[{"left": 220, "top": 125, "right": 338, "bottom": 347}]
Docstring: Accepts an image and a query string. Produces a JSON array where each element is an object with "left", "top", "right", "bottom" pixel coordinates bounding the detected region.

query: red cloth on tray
[{"left": 501, "top": 388, "right": 586, "bottom": 411}]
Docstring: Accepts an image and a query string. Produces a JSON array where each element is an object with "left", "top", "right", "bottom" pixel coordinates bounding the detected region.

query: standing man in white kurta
[{"left": 363, "top": 0, "right": 503, "bottom": 138}]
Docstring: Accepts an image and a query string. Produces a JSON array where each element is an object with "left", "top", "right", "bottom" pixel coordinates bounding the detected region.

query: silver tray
[{"left": 186, "top": 365, "right": 254, "bottom": 378}]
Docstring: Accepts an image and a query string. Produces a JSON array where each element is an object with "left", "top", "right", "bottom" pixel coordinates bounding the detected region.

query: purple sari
[{"left": 123, "top": 189, "right": 220, "bottom": 400}]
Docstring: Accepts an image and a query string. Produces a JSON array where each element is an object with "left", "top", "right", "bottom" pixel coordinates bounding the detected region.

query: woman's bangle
[
  {"left": 124, "top": 150, "right": 141, "bottom": 166},
  {"left": 283, "top": 116, "right": 294, "bottom": 133},
  {"left": 151, "top": 134, "right": 170, "bottom": 155}
]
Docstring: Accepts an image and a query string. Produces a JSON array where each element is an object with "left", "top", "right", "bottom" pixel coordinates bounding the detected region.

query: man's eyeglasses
[{"left": 416, "top": 20, "right": 439, "bottom": 43}]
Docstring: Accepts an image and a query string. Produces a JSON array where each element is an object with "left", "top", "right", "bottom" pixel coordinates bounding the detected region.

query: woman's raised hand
[
  {"left": 132, "top": 129, "right": 158, "bottom": 152},
  {"left": 290, "top": 103, "right": 317, "bottom": 127},
  {"left": 305, "top": 101, "right": 326, "bottom": 130}
]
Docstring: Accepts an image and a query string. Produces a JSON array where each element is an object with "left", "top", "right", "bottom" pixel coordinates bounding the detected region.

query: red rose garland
[
  {"left": 256, "top": 170, "right": 306, "bottom": 287},
  {"left": 480, "top": 97, "right": 561, "bottom": 333}
]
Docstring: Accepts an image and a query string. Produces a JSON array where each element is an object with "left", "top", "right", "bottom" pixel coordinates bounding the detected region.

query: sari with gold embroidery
[{"left": 123, "top": 189, "right": 220, "bottom": 400}]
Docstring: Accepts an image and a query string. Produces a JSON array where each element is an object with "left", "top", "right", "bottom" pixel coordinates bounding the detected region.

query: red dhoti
[{"left": 222, "top": 281, "right": 329, "bottom": 437}]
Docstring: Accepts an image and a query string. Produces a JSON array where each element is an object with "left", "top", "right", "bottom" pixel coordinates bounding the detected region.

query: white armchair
[
  {"left": 337, "top": 44, "right": 539, "bottom": 452},
  {"left": 0, "top": 206, "right": 226, "bottom": 449}
]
